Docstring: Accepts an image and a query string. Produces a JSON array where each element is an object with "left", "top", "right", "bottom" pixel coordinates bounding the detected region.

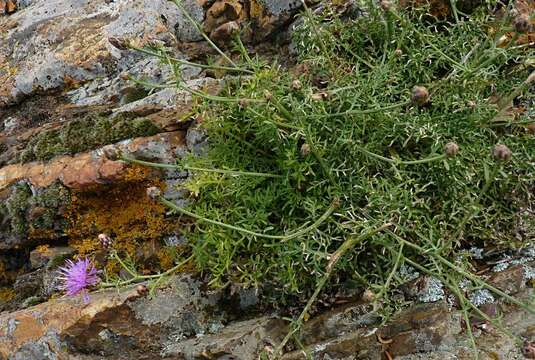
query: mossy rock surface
[{"left": 20, "top": 114, "right": 162, "bottom": 163}]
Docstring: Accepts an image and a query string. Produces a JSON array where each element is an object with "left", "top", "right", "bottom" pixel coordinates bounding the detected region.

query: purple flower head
[{"left": 58, "top": 258, "right": 100, "bottom": 302}]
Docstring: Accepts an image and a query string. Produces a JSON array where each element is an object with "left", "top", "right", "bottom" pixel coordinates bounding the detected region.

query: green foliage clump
[
  {"left": 20, "top": 114, "right": 161, "bottom": 162},
  {"left": 156, "top": 3, "right": 534, "bottom": 310}
]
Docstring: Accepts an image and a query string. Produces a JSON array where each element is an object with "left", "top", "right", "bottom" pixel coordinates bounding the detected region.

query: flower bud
[
  {"left": 291, "top": 79, "right": 302, "bottom": 91},
  {"left": 311, "top": 92, "right": 329, "bottom": 101},
  {"left": 136, "top": 284, "right": 148, "bottom": 296},
  {"left": 98, "top": 233, "right": 113, "bottom": 249},
  {"left": 411, "top": 86, "right": 429, "bottom": 106},
  {"left": 492, "top": 144, "right": 512, "bottom": 162},
  {"left": 362, "top": 289, "right": 375, "bottom": 302},
  {"left": 238, "top": 99, "right": 249, "bottom": 109},
  {"left": 146, "top": 186, "right": 162, "bottom": 200},
  {"left": 380, "top": 0, "right": 392, "bottom": 11},
  {"left": 300, "top": 143, "right": 311, "bottom": 156},
  {"left": 513, "top": 14, "right": 530, "bottom": 33},
  {"left": 394, "top": 48, "right": 402, "bottom": 57},
  {"left": 444, "top": 142, "right": 459, "bottom": 157},
  {"left": 263, "top": 90, "right": 273, "bottom": 102},
  {"left": 313, "top": 72, "right": 329, "bottom": 89}
]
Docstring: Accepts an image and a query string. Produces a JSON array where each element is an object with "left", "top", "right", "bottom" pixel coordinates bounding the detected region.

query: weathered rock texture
[
  {"left": 2, "top": 267, "right": 535, "bottom": 359},
  {"left": 0, "top": 0, "right": 305, "bottom": 312},
  {"left": 1, "top": 0, "right": 535, "bottom": 359}
]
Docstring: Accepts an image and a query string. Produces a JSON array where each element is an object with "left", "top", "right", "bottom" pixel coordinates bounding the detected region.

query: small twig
[
  {"left": 121, "top": 156, "right": 284, "bottom": 178},
  {"left": 159, "top": 196, "right": 339, "bottom": 241}
]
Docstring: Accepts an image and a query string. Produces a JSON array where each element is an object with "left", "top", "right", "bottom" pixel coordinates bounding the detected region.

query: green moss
[
  {"left": 30, "top": 182, "right": 71, "bottom": 231},
  {"left": 20, "top": 114, "right": 162, "bottom": 162},
  {"left": 5, "top": 183, "right": 32, "bottom": 236}
]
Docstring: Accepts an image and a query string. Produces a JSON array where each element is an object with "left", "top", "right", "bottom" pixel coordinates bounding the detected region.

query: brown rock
[
  {"left": 0, "top": 131, "right": 186, "bottom": 192},
  {"left": 5, "top": 0, "right": 16, "bottom": 13},
  {"left": 204, "top": 0, "right": 244, "bottom": 34},
  {"left": 487, "top": 264, "right": 528, "bottom": 295},
  {"left": 0, "top": 286, "right": 139, "bottom": 357},
  {"left": 380, "top": 302, "right": 461, "bottom": 357},
  {"left": 210, "top": 20, "right": 240, "bottom": 43},
  {"left": 29, "top": 245, "right": 76, "bottom": 269}
]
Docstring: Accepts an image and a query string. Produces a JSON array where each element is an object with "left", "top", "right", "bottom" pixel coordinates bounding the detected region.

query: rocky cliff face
[
  {"left": 1, "top": 0, "right": 535, "bottom": 359},
  {"left": 0, "top": 0, "right": 300, "bottom": 306}
]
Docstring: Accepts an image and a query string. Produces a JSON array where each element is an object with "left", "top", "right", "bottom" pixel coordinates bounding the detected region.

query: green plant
[{"left": 123, "top": 0, "right": 534, "bottom": 357}]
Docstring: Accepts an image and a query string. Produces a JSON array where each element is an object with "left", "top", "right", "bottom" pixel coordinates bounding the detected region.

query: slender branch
[
  {"left": 122, "top": 156, "right": 283, "bottom": 178},
  {"left": 159, "top": 196, "right": 339, "bottom": 241},
  {"left": 131, "top": 46, "right": 253, "bottom": 74}
]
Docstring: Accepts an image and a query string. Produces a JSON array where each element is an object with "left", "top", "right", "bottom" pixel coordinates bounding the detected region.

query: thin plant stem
[
  {"left": 121, "top": 156, "right": 284, "bottom": 178},
  {"left": 101, "top": 254, "right": 194, "bottom": 288},
  {"left": 389, "top": 230, "right": 535, "bottom": 316},
  {"left": 308, "top": 101, "right": 409, "bottom": 119},
  {"left": 159, "top": 196, "right": 339, "bottom": 241},
  {"left": 374, "top": 242, "right": 404, "bottom": 303},
  {"left": 131, "top": 46, "right": 253, "bottom": 74},
  {"left": 356, "top": 147, "right": 447, "bottom": 165}
]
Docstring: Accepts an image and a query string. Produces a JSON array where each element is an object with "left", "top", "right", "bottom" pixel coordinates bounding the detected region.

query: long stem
[
  {"left": 101, "top": 255, "right": 193, "bottom": 288},
  {"left": 122, "top": 156, "right": 283, "bottom": 178},
  {"left": 308, "top": 101, "right": 409, "bottom": 119},
  {"left": 356, "top": 147, "right": 447, "bottom": 165},
  {"left": 131, "top": 46, "right": 253, "bottom": 74},
  {"left": 159, "top": 196, "right": 338, "bottom": 241},
  {"left": 374, "top": 242, "right": 404, "bottom": 303}
]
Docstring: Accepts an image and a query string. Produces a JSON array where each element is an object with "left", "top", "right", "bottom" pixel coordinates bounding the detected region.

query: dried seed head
[
  {"left": 380, "top": 0, "right": 392, "bottom": 11},
  {"left": 394, "top": 48, "right": 403, "bottom": 57},
  {"left": 492, "top": 144, "right": 512, "bottom": 162},
  {"left": 300, "top": 143, "right": 311, "bottom": 156},
  {"left": 411, "top": 86, "right": 429, "bottom": 106},
  {"left": 263, "top": 90, "right": 273, "bottom": 102},
  {"left": 513, "top": 14, "right": 531, "bottom": 33},
  {"left": 444, "top": 142, "right": 459, "bottom": 157},
  {"left": 98, "top": 233, "right": 113, "bottom": 249},
  {"left": 467, "top": 100, "right": 476, "bottom": 109},
  {"left": 526, "top": 124, "right": 535, "bottom": 134},
  {"left": 362, "top": 289, "right": 375, "bottom": 302},
  {"left": 238, "top": 99, "right": 249, "bottom": 109},
  {"left": 291, "top": 79, "right": 303, "bottom": 91},
  {"left": 136, "top": 284, "right": 148, "bottom": 296},
  {"left": 311, "top": 92, "right": 329, "bottom": 101},
  {"left": 313, "top": 72, "right": 329, "bottom": 88},
  {"left": 146, "top": 186, "right": 162, "bottom": 200}
]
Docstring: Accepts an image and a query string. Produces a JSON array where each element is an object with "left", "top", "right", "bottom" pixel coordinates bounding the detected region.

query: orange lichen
[
  {"left": 0, "top": 287, "right": 15, "bottom": 302},
  {"left": 65, "top": 165, "right": 180, "bottom": 275},
  {"left": 157, "top": 247, "right": 177, "bottom": 270}
]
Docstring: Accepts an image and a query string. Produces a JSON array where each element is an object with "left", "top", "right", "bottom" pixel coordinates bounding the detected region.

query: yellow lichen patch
[
  {"left": 28, "top": 229, "right": 57, "bottom": 241},
  {"left": 66, "top": 166, "right": 180, "bottom": 274},
  {"left": 0, "top": 287, "right": 16, "bottom": 302},
  {"left": 157, "top": 247, "right": 177, "bottom": 270}
]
